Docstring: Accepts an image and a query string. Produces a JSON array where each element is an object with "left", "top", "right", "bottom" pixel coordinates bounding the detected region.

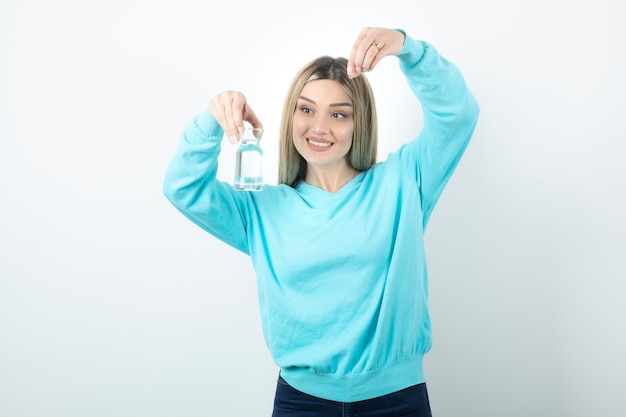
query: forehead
[{"left": 299, "top": 79, "right": 351, "bottom": 105}]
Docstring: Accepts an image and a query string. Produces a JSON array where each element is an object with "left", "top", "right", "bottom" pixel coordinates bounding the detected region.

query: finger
[
  {"left": 243, "top": 104, "right": 263, "bottom": 129},
  {"left": 218, "top": 92, "right": 244, "bottom": 144},
  {"left": 209, "top": 94, "right": 231, "bottom": 138},
  {"left": 228, "top": 93, "right": 246, "bottom": 136},
  {"left": 347, "top": 28, "right": 370, "bottom": 78},
  {"left": 209, "top": 93, "right": 239, "bottom": 144},
  {"left": 362, "top": 39, "right": 384, "bottom": 73}
]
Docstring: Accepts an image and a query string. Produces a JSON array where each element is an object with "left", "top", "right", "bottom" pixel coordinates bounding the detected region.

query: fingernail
[
  {"left": 356, "top": 67, "right": 362, "bottom": 74},
  {"left": 347, "top": 65, "right": 354, "bottom": 75},
  {"left": 230, "top": 134, "right": 238, "bottom": 144}
]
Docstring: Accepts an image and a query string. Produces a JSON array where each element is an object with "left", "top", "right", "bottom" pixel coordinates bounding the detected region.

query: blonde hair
[{"left": 278, "top": 56, "right": 378, "bottom": 187}]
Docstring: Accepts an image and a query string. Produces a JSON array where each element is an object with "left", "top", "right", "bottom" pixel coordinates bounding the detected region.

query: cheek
[
  {"left": 342, "top": 124, "right": 355, "bottom": 144},
  {"left": 292, "top": 114, "right": 306, "bottom": 136},
  {"left": 292, "top": 117, "right": 304, "bottom": 149}
]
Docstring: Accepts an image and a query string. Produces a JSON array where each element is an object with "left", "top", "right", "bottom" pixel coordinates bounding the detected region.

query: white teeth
[{"left": 308, "top": 139, "right": 331, "bottom": 147}]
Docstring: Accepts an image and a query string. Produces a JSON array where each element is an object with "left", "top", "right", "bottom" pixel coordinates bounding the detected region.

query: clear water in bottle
[{"left": 234, "top": 130, "right": 264, "bottom": 191}]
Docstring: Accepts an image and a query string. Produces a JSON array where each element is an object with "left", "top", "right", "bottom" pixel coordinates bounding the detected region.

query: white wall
[{"left": 1, "top": 0, "right": 624, "bottom": 416}]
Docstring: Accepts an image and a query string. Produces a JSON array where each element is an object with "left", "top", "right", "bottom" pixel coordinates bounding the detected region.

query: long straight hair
[{"left": 278, "top": 56, "right": 378, "bottom": 188}]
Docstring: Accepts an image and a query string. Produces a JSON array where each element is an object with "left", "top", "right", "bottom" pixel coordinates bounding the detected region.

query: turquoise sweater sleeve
[
  {"left": 162, "top": 112, "right": 251, "bottom": 253},
  {"left": 395, "top": 36, "right": 480, "bottom": 227}
]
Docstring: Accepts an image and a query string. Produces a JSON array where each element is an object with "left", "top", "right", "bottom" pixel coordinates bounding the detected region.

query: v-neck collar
[{"left": 296, "top": 171, "right": 365, "bottom": 201}]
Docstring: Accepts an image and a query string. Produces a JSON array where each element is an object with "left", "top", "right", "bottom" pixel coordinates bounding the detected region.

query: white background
[{"left": 1, "top": 0, "right": 625, "bottom": 416}]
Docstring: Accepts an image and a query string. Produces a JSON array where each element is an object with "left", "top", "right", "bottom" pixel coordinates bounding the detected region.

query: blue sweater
[{"left": 163, "top": 35, "right": 479, "bottom": 402}]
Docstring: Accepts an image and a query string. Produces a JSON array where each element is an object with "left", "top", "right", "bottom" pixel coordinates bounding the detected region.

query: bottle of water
[{"left": 234, "top": 128, "right": 264, "bottom": 191}]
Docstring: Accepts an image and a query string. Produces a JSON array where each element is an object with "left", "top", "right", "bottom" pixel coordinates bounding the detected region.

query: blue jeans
[{"left": 271, "top": 375, "right": 433, "bottom": 417}]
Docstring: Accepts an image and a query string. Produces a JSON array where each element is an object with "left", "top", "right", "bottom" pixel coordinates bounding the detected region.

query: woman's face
[{"left": 292, "top": 79, "right": 355, "bottom": 171}]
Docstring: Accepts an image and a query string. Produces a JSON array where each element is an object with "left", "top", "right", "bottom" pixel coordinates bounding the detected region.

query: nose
[{"left": 312, "top": 115, "right": 329, "bottom": 135}]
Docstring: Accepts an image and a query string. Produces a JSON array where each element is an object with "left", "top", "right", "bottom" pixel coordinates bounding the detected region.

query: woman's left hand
[{"left": 347, "top": 27, "right": 406, "bottom": 79}]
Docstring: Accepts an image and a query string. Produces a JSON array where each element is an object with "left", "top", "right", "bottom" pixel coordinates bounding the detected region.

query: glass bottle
[{"left": 234, "top": 127, "right": 264, "bottom": 191}]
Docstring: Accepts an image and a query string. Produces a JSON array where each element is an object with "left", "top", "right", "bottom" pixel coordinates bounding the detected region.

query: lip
[{"left": 306, "top": 137, "right": 333, "bottom": 151}]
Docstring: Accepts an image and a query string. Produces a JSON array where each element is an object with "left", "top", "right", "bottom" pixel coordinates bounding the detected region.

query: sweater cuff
[
  {"left": 180, "top": 111, "right": 225, "bottom": 148},
  {"left": 191, "top": 111, "right": 225, "bottom": 143},
  {"left": 396, "top": 32, "right": 426, "bottom": 69}
]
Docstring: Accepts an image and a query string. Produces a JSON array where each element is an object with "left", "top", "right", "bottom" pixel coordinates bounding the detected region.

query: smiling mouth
[{"left": 307, "top": 138, "right": 332, "bottom": 148}]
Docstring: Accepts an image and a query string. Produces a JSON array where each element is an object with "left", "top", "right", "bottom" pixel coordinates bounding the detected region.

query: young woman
[{"left": 163, "top": 26, "right": 479, "bottom": 417}]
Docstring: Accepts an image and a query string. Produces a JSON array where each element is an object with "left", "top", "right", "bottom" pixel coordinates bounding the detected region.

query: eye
[
  {"left": 299, "top": 106, "right": 312, "bottom": 114},
  {"left": 332, "top": 112, "right": 347, "bottom": 119}
]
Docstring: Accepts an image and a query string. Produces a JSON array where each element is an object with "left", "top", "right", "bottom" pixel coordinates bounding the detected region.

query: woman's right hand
[{"left": 208, "top": 91, "right": 263, "bottom": 144}]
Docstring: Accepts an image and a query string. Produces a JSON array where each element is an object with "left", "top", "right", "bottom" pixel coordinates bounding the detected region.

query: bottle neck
[{"left": 241, "top": 138, "right": 261, "bottom": 145}]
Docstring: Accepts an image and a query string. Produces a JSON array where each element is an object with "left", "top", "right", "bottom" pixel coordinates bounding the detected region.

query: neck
[{"left": 305, "top": 165, "right": 359, "bottom": 193}]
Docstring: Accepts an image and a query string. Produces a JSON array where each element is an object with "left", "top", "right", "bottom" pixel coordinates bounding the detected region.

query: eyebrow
[{"left": 298, "top": 95, "right": 353, "bottom": 108}]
